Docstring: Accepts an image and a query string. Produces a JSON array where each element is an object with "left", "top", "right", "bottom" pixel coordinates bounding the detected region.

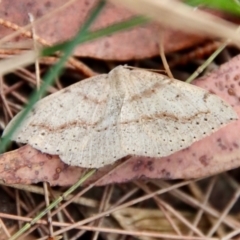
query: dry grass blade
[
  {"left": 0, "top": 50, "right": 38, "bottom": 76},
  {"left": 109, "top": 0, "right": 240, "bottom": 45}
]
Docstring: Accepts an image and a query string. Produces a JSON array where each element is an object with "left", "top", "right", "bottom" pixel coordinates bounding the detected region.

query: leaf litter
[{"left": 2, "top": 1, "right": 240, "bottom": 239}]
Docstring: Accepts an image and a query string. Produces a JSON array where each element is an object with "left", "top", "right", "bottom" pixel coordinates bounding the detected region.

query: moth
[{"left": 3, "top": 66, "right": 238, "bottom": 168}]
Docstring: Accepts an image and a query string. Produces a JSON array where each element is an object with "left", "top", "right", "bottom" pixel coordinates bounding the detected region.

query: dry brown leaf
[
  {"left": 0, "top": 0, "right": 212, "bottom": 60},
  {"left": 1, "top": 55, "right": 240, "bottom": 186},
  {"left": 0, "top": 145, "right": 85, "bottom": 186}
]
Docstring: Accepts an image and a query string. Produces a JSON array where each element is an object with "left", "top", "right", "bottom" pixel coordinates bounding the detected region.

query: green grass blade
[
  {"left": 185, "top": 0, "right": 240, "bottom": 16},
  {"left": 42, "top": 15, "right": 149, "bottom": 56},
  {"left": 8, "top": 169, "right": 96, "bottom": 240}
]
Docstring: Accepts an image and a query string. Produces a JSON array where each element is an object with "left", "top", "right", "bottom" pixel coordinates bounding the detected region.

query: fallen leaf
[
  {"left": 0, "top": 0, "right": 212, "bottom": 60},
  {"left": 0, "top": 145, "right": 84, "bottom": 186}
]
